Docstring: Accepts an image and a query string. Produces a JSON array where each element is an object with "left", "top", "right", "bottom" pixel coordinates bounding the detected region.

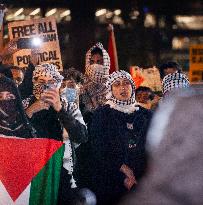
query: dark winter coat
[
  {"left": 89, "top": 104, "right": 152, "bottom": 204},
  {"left": 24, "top": 95, "right": 87, "bottom": 143}
]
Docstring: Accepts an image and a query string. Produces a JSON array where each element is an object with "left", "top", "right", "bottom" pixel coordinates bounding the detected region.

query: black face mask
[
  {"left": 0, "top": 75, "right": 36, "bottom": 137},
  {"left": 0, "top": 98, "right": 24, "bottom": 133}
]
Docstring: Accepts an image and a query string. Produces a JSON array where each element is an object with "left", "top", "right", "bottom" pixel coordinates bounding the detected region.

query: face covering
[
  {"left": 85, "top": 64, "right": 109, "bottom": 83},
  {"left": 0, "top": 93, "right": 26, "bottom": 135},
  {"left": 32, "top": 63, "right": 64, "bottom": 99},
  {"left": 66, "top": 88, "right": 77, "bottom": 102},
  {"left": 0, "top": 75, "right": 36, "bottom": 137}
]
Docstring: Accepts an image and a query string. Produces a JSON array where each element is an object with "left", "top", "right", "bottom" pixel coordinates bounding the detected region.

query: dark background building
[{"left": 2, "top": 0, "right": 203, "bottom": 72}]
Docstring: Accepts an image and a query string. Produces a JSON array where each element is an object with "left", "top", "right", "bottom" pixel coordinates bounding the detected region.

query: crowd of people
[{"left": 0, "top": 39, "right": 202, "bottom": 205}]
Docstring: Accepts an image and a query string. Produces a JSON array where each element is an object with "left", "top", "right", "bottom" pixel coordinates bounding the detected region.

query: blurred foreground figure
[{"left": 119, "top": 89, "right": 203, "bottom": 205}]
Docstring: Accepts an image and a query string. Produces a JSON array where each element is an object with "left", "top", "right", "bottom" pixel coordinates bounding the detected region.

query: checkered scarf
[
  {"left": 85, "top": 42, "right": 110, "bottom": 70},
  {"left": 85, "top": 64, "right": 109, "bottom": 84},
  {"left": 82, "top": 43, "right": 110, "bottom": 110},
  {"left": 32, "top": 63, "right": 63, "bottom": 99},
  {"left": 162, "top": 72, "right": 190, "bottom": 94},
  {"left": 85, "top": 42, "right": 110, "bottom": 83},
  {"left": 105, "top": 70, "right": 138, "bottom": 113}
]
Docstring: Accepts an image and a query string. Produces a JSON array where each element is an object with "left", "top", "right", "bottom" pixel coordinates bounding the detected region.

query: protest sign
[
  {"left": 130, "top": 66, "right": 162, "bottom": 91},
  {"left": 8, "top": 17, "right": 63, "bottom": 71},
  {"left": 189, "top": 45, "right": 203, "bottom": 83}
]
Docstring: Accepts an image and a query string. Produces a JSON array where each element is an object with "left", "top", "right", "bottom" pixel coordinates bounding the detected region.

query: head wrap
[
  {"left": 81, "top": 43, "right": 110, "bottom": 111},
  {"left": 85, "top": 42, "right": 110, "bottom": 70},
  {"left": 32, "top": 63, "right": 63, "bottom": 99},
  {"left": 85, "top": 42, "right": 110, "bottom": 83},
  {"left": 162, "top": 72, "right": 190, "bottom": 95},
  {"left": 105, "top": 70, "right": 138, "bottom": 113}
]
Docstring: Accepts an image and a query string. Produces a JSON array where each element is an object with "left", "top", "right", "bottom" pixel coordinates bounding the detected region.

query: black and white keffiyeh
[
  {"left": 82, "top": 43, "right": 110, "bottom": 110},
  {"left": 85, "top": 42, "right": 110, "bottom": 70},
  {"left": 85, "top": 42, "right": 110, "bottom": 83},
  {"left": 32, "top": 63, "right": 63, "bottom": 99},
  {"left": 105, "top": 70, "right": 138, "bottom": 114},
  {"left": 85, "top": 64, "right": 109, "bottom": 84},
  {"left": 162, "top": 72, "right": 190, "bottom": 95}
]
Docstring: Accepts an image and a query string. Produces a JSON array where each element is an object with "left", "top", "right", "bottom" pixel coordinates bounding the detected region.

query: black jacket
[
  {"left": 89, "top": 104, "right": 152, "bottom": 204},
  {"left": 25, "top": 96, "right": 88, "bottom": 143}
]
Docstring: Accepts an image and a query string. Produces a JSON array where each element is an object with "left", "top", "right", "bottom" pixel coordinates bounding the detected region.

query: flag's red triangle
[{"left": 0, "top": 136, "right": 63, "bottom": 201}]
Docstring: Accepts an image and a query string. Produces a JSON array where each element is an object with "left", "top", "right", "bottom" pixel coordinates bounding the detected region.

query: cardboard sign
[
  {"left": 130, "top": 66, "right": 162, "bottom": 91},
  {"left": 8, "top": 17, "right": 63, "bottom": 71},
  {"left": 189, "top": 45, "right": 203, "bottom": 83}
]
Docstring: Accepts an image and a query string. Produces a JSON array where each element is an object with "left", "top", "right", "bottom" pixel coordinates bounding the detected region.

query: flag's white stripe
[{"left": 0, "top": 181, "right": 31, "bottom": 205}]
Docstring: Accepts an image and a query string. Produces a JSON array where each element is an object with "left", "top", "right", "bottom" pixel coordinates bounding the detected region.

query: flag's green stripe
[{"left": 29, "top": 145, "right": 64, "bottom": 205}]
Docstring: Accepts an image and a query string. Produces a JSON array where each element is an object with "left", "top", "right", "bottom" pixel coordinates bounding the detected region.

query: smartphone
[
  {"left": 66, "top": 88, "right": 77, "bottom": 102},
  {"left": 40, "top": 84, "right": 56, "bottom": 101},
  {"left": 44, "top": 83, "right": 56, "bottom": 91},
  {"left": 17, "top": 38, "right": 42, "bottom": 49}
]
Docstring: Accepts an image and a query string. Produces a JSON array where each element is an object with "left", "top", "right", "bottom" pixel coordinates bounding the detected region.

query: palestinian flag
[{"left": 0, "top": 135, "right": 64, "bottom": 205}]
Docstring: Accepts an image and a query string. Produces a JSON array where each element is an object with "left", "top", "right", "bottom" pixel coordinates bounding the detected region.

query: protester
[
  {"left": 159, "top": 61, "right": 182, "bottom": 80},
  {"left": 88, "top": 70, "right": 152, "bottom": 205},
  {"left": 22, "top": 63, "right": 88, "bottom": 204},
  {"left": 58, "top": 67, "right": 90, "bottom": 204},
  {"left": 119, "top": 89, "right": 203, "bottom": 205},
  {"left": 80, "top": 42, "right": 110, "bottom": 124},
  {"left": 76, "top": 43, "right": 110, "bottom": 191},
  {"left": 61, "top": 67, "right": 84, "bottom": 106},
  {"left": 0, "top": 74, "right": 36, "bottom": 137}
]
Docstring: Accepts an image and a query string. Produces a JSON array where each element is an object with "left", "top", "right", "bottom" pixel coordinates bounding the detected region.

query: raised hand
[
  {"left": 41, "top": 88, "right": 62, "bottom": 112},
  {"left": 26, "top": 100, "right": 50, "bottom": 118}
]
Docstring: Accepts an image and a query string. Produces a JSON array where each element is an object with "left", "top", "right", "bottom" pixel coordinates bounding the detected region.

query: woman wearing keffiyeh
[
  {"left": 22, "top": 63, "right": 87, "bottom": 204},
  {"left": 88, "top": 70, "right": 152, "bottom": 205},
  {"left": 80, "top": 42, "right": 110, "bottom": 124}
]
